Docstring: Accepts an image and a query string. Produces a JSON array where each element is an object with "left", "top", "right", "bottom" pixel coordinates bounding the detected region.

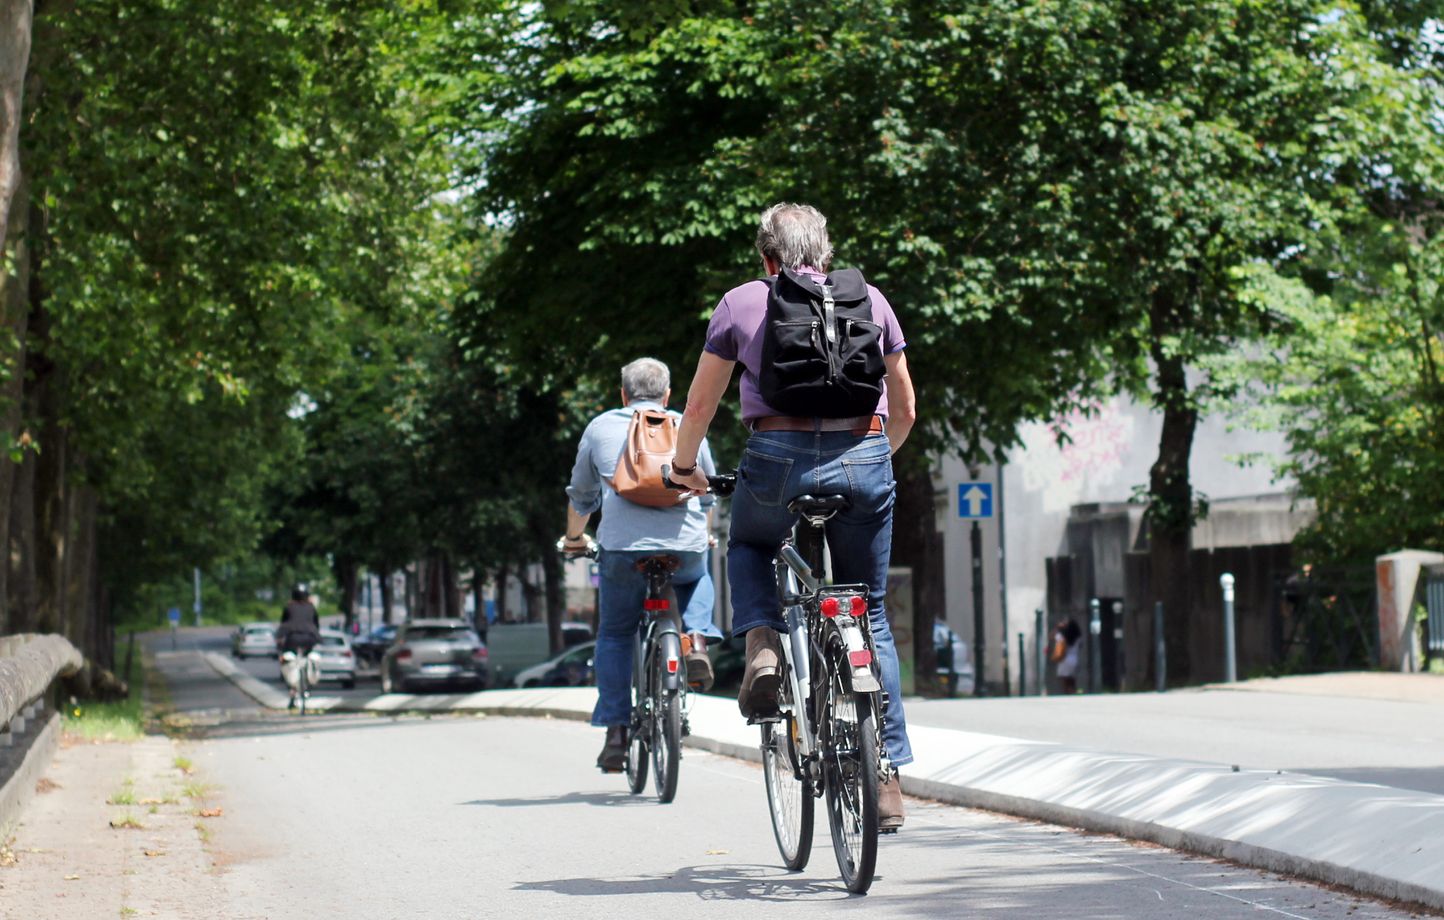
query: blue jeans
[
  {"left": 591, "top": 549, "right": 720, "bottom": 727},
  {"left": 728, "top": 430, "right": 913, "bottom": 768}
]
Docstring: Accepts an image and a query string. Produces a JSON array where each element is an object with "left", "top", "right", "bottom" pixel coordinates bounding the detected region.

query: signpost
[
  {"left": 168, "top": 606, "right": 181, "bottom": 649},
  {"left": 959, "top": 482, "right": 994, "bottom": 696}
]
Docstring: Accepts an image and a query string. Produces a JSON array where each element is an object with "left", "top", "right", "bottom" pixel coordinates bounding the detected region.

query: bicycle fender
[
  {"left": 832, "top": 621, "right": 882, "bottom": 694},
  {"left": 657, "top": 630, "right": 683, "bottom": 693}
]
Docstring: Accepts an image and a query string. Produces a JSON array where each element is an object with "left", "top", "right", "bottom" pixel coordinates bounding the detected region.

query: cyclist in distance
[
  {"left": 562, "top": 357, "right": 722, "bottom": 772},
  {"left": 275, "top": 584, "right": 321, "bottom": 710},
  {"left": 669, "top": 203, "right": 917, "bottom": 831}
]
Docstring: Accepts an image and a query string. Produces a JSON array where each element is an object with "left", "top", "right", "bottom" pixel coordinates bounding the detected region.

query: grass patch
[
  {"left": 147, "top": 804, "right": 159, "bottom": 815},
  {"left": 65, "top": 640, "right": 145, "bottom": 742},
  {"left": 180, "top": 781, "right": 211, "bottom": 801},
  {"left": 193, "top": 821, "right": 212, "bottom": 845},
  {"left": 173, "top": 756, "right": 194, "bottom": 774},
  {"left": 109, "top": 814, "right": 144, "bottom": 830},
  {"left": 107, "top": 789, "right": 136, "bottom": 806},
  {"left": 120, "top": 907, "right": 138, "bottom": 918}
]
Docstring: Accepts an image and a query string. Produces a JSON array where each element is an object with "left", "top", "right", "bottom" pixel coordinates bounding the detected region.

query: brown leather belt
[{"left": 751, "top": 415, "right": 884, "bottom": 435}]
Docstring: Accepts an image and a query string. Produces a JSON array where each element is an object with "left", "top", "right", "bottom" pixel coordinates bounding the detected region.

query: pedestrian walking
[{"left": 1051, "top": 617, "right": 1082, "bottom": 694}]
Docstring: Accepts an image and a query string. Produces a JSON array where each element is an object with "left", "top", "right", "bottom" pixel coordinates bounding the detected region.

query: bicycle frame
[
  {"left": 773, "top": 516, "right": 886, "bottom": 776},
  {"left": 632, "top": 564, "right": 684, "bottom": 698}
]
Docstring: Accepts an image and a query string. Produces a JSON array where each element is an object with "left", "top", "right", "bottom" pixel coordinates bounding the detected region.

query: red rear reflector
[
  {"left": 473, "top": 647, "right": 488, "bottom": 660},
  {"left": 397, "top": 648, "right": 412, "bottom": 660},
  {"left": 849, "top": 596, "right": 868, "bottom": 617},
  {"left": 644, "top": 599, "right": 670, "bottom": 611},
  {"left": 820, "top": 597, "right": 841, "bottom": 617},
  {"left": 666, "top": 658, "right": 679, "bottom": 674},
  {"left": 849, "top": 650, "right": 873, "bottom": 667}
]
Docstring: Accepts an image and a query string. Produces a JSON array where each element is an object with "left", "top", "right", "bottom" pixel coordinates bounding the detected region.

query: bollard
[
  {"left": 1088, "top": 598, "right": 1102, "bottom": 693},
  {"left": 1154, "top": 600, "right": 1167, "bottom": 692},
  {"left": 1034, "top": 609, "right": 1046, "bottom": 696},
  {"left": 1220, "top": 572, "right": 1237, "bottom": 683},
  {"left": 1017, "top": 632, "right": 1027, "bottom": 697}
]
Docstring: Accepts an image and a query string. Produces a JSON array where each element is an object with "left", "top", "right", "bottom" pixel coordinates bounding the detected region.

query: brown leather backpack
[{"left": 610, "top": 409, "right": 686, "bottom": 507}]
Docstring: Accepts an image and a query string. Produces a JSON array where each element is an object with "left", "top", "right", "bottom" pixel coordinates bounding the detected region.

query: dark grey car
[{"left": 380, "top": 619, "right": 490, "bottom": 693}]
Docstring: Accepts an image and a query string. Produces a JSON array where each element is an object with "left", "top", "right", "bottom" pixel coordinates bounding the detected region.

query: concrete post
[
  {"left": 1017, "top": 632, "right": 1027, "bottom": 697},
  {"left": 1154, "top": 601, "right": 1167, "bottom": 692},
  {"left": 1220, "top": 572, "right": 1237, "bottom": 683},
  {"left": 1034, "top": 609, "right": 1046, "bottom": 697},
  {"left": 1088, "top": 598, "right": 1102, "bottom": 693}
]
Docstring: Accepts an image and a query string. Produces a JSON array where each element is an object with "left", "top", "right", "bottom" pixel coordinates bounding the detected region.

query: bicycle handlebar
[{"left": 660, "top": 465, "right": 738, "bottom": 497}]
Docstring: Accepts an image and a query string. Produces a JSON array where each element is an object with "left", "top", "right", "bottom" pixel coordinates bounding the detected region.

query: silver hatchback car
[
  {"left": 380, "top": 619, "right": 490, "bottom": 694},
  {"left": 231, "top": 622, "right": 277, "bottom": 659}
]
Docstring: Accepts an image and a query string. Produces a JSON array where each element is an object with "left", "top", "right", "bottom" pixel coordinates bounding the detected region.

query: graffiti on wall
[{"left": 1018, "top": 398, "right": 1136, "bottom": 513}]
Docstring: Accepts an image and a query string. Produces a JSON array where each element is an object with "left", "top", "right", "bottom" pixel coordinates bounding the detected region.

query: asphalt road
[{"left": 179, "top": 712, "right": 1420, "bottom": 920}]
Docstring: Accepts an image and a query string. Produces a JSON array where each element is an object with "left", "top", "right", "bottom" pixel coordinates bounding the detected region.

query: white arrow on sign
[{"left": 962, "top": 486, "right": 989, "bottom": 517}]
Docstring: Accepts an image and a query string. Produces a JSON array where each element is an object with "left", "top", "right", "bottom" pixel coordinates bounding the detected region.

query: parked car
[
  {"left": 380, "top": 619, "right": 490, "bottom": 694},
  {"left": 231, "top": 623, "right": 277, "bottom": 659},
  {"left": 314, "top": 629, "right": 358, "bottom": 689},
  {"left": 485, "top": 621, "right": 593, "bottom": 687},
  {"left": 512, "top": 641, "right": 596, "bottom": 688},
  {"left": 353, "top": 623, "right": 398, "bottom": 665}
]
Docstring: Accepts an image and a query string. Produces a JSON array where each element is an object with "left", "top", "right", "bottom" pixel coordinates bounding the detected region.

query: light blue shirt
[{"left": 566, "top": 401, "right": 718, "bottom": 552}]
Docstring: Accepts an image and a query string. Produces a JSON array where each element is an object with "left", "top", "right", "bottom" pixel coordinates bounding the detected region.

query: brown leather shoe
[
  {"left": 878, "top": 772, "right": 904, "bottom": 832},
  {"left": 686, "top": 633, "right": 714, "bottom": 691},
  {"left": 596, "top": 725, "right": 627, "bottom": 773},
  {"left": 737, "top": 628, "right": 783, "bottom": 718}
]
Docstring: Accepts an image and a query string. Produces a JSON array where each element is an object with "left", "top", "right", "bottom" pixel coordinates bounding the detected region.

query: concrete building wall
[{"left": 935, "top": 395, "right": 1304, "bottom": 694}]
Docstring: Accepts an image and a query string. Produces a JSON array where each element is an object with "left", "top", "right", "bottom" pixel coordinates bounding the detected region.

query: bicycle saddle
[
  {"left": 634, "top": 554, "right": 683, "bottom": 574},
  {"left": 788, "top": 494, "right": 851, "bottom": 516}
]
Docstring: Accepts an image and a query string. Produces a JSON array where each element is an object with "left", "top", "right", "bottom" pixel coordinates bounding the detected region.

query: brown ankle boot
[
  {"left": 878, "top": 772, "right": 904, "bottom": 832},
  {"left": 596, "top": 725, "right": 627, "bottom": 773},
  {"left": 737, "top": 628, "right": 783, "bottom": 718}
]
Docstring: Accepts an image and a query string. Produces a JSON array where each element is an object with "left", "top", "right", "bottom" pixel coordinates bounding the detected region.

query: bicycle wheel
[
  {"left": 651, "top": 640, "right": 682, "bottom": 803},
  {"left": 822, "top": 660, "right": 879, "bottom": 893},
  {"left": 625, "top": 647, "right": 649, "bottom": 795},
  {"left": 297, "top": 664, "right": 309, "bottom": 716},
  {"left": 762, "top": 711, "right": 814, "bottom": 870}
]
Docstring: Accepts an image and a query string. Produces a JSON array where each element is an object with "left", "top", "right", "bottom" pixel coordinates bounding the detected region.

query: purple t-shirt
[{"left": 703, "top": 267, "right": 906, "bottom": 422}]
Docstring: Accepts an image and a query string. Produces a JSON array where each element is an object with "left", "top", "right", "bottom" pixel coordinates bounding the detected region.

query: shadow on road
[
  {"left": 514, "top": 863, "right": 848, "bottom": 902},
  {"left": 462, "top": 790, "right": 655, "bottom": 808}
]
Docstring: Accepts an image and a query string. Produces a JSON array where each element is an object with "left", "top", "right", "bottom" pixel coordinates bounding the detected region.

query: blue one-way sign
[{"left": 958, "top": 482, "right": 994, "bottom": 519}]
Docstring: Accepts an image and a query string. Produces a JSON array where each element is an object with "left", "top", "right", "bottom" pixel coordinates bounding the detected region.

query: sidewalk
[{"left": 203, "top": 652, "right": 1444, "bottom": 911}]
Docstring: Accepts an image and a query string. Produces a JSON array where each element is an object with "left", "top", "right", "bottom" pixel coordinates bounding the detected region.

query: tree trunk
[
  {"left": 891, "top": 459, "right": 943, "bottom": 695},
  {"left": 403, "top": 564, "right": 415, "bottom": 618},
  {"left": 335, "top": 556, "right": 358, "bottom": 630},
  {"left": 494, "top": 564, "right": 509, "bottom": 624},
  {"left": 541, "top": 550, "right": 563, "bottom": 654},
  {"left": 378, "top": 567, "right": 394, "bottom": 625},
  {"left": 0, "top": 0, "right": 32, "bottom": 251},
  {"left": 0, "top": 170, "right": 28, "bottom": 634},
  {"left": 1146, "top": 294, "right": 1199, "bottom": 685},
  {"left": 442, "top": 554, "right": 463, "bottom": 621},
  {"left": 472, "top": 575, "right": 485, "bottom": 635}
]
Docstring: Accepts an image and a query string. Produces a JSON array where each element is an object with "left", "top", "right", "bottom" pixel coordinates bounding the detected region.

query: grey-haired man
[
  {"left": 669, "top": 203, "right": 917, "bottom": 830},
  {"left": 562, "top": 358, "right": 721, "bottom": 771}
]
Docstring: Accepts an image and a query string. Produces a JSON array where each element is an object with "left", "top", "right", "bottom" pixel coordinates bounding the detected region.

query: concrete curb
[
  {"left": 0, "top": 712, "right": 60, "bottom": 838},
  {"left": 202, "top": 652, "right": 1444, "bottom": 912}
]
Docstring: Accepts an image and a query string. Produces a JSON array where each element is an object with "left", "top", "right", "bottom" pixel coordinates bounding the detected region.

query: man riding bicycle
[
  {"left": 562, "top": 358, "right": 722, "bottom": 772},
  {"left": 275, "top": 584, "right": 321, "bottom": 710},
  {"left": 669, "top": 203, "right": 917, "bottom": 831}
]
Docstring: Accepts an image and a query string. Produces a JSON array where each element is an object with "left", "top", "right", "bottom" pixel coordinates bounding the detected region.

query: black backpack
[{"left": 758, "top": 266, "right": 886, "bottom": 418}]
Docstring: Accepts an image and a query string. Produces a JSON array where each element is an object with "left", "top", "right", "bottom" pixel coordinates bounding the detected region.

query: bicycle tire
[
  {"left": 298, "top": 662, "right": 309, "bottom": 716},
  {"left": 625, "top": 645, "right": 649, "bottom": 795},
  {"left": 762, "top": 715, "right": 814, "bottom": 870},
  {"left": 823, "top": 661, "right": 879, "bottom": 893},
  {"left": 651, "top": 639, "right": 682, "bottom": 803}
]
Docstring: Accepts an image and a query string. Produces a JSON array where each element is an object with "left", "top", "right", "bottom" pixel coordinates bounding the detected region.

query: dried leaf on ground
[
  {"left": 143, "top": 850, "right": 165, "bottom": 858},
  {"left": 35, "top": 778, "right": 60, "bottom": 794},
  {"left": 197, "top": 807, "right": 223, "bottom": 818},
  {"left": 64, "top": 874, "right": 80, "bottom": 881}
]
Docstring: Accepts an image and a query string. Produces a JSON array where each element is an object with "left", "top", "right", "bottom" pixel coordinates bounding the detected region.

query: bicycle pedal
[{"left": 746, "top": 714, "right": 783, "bottom": 725}]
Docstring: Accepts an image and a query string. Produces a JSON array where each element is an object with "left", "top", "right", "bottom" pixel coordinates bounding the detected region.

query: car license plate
[{"left": 422, "top": 664, "right": 457, "bottom": 674}]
